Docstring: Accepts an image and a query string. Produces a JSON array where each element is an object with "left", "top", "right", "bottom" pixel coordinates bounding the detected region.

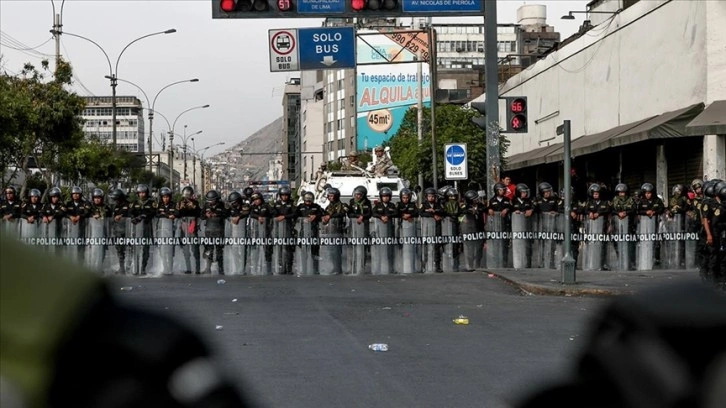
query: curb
[{"left": 491, "top": 273, "right": 633, "bottom": 297}]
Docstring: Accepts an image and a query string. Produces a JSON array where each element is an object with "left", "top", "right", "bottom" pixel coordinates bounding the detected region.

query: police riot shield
[
  {"left": 295, "top": 218, "right": 317, "bottom": 276},
  {"left": 178, "top": 216, "right": 201, "bottom": 275},
  {"left": 109, "top": 217, "right": 129, "bottom": 274},
  {"left": 440, "top": 218, "right": 459, "bottom": 272},
  {"left": 684, "top": 213, "right": 699, "bottom": 270},
  {"left": 85, "top": 217, "right": 108, "bottom": 273},
  {"left": 2, "top": 218, "right": 19, "bottom": 238},
  {"left": 346, "top": 219, "right": 368, "bottom": 275},
  {"left": 662, "top": 214, "right": 683, "bottom": 270},
  {"left": 20, "top": 218, "right": 40, "bottom": 244},
  {"left": 248, "top": 218, "right": 270, "bottom": 276},
  {"left": 396, "top": 217, "right": 419, "bottom": 274},
  {"left": 485, "top": 213, "right": 507, "bottom": 269},
  {"left": 371, "top": 218, "right": 395, "bottom": 275},
  {"left": 582, "top": 217, "right": 605, "bottom": 271},
  {"left": 459, "top": 213, "right": 482, "bottom": 272},
  {"left": 156, "top": 218, "right": 176, "bottom": 275},
  {"left": 45, "top": 218, "right": 64, "bottom": 256},
  {"left": 319, "top": 218, "right": 344, "bottom": 275},
  {"left": 636, "top": 215, "right": 657, "bottom": 270},
  {"left": 63, "top": 218, "right": 85, "bottom": 264},
  {"left": 272, "top": 219, "right": 294, "bottom": 275},
  {"left": 420, "top": 217, "right": 438, "bottom": 274},
  {"left": 538, "top": 213, "right": 559, "bottom": 269},
  {"left": 511, "top": 212, "right": 531, "bottom": 270},
  {"left": 225, "top": 218, "right": 247, "bottom": 275},
  {"left": 126, "top": 219, "right": 148, "bottom": 275},
  {"left": 610, "top": 216, "right": 631, "bottom": 271}
]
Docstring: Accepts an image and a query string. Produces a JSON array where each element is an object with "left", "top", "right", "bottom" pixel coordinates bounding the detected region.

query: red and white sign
[{"left": 269, "top": 29, "right": 299, "bottom": 72}]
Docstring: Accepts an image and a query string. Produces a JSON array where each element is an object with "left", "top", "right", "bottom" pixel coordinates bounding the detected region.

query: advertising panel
[{"left": 356, "top": 30, "right": 431, "bottom": 151}]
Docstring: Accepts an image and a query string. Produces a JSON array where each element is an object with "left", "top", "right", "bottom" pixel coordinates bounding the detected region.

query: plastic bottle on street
[{"left": 368, "top": 343, "right": 388, "bottom": 352}]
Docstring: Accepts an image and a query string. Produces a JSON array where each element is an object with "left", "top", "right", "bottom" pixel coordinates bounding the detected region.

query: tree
[
  {"left": 56, "top": 135, "right": 137, "bottom": 186},
  {"left": 0, "top": 59, "right": 86, "bottom": 195},
  {"left": 388, "top": 104, "right": 509, "bottom": 188}
]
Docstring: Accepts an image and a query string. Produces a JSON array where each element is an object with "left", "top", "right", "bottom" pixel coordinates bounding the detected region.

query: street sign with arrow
[{"left": 268, "top": 26, "right": 355, "bottom": 72}]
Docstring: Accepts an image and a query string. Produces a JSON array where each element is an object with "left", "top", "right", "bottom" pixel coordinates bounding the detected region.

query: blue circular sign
[{"left": 446, "top": 145, "right": 465, "bottom": 166}]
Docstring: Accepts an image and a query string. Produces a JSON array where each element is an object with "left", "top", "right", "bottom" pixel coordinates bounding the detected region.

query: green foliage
[
  {"left": 56, "top": 136, "right": 136, "bottom": 185},
  {"left": 0, "top": 59, "right": 86, "bottom": 190},
  {"left": 388, "top": 104, "right": 509, "bottom": 187}
]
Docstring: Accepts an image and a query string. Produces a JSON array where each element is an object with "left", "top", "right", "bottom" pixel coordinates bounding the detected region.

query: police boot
[
  {"left": 117, "top": 259, "right": 126, "bottom": 275},
  {"left": 203, "top": 260, "right": 212, "bottom": 274},
  {"left": 183, "top": 256, "right": 192, "bottom": 274},
  {"left": 194, "top": 257, "right": 201, "bottom": 275},
  {"left": 218, "top": 264, "right": 225, "bottom": 276}
]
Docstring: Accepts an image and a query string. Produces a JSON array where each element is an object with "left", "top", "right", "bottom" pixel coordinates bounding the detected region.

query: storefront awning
[
  {"left": 686, "top": 100, "right": 726, "bottom": 136},
  {"left": 505, "top": 103, "right": 704, "bottom": 170}
]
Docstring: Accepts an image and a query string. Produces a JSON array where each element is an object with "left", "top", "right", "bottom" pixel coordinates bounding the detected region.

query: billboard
[{"left": 356, "top": 30, "right": 431, "bottom": 152}]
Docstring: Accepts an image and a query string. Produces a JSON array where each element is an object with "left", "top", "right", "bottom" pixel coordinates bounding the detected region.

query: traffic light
[
  {"left": 217, "top": 0, "right": 295, "bottom": 17},
  {"left": 470, "top": 101, "right": 487, "bottom": 130},
  {"left": 351, "top": 0, "right": 399, "bottom": 12},
  {"left": 505, "top": 96, "right": 528, "bottom": 133}
]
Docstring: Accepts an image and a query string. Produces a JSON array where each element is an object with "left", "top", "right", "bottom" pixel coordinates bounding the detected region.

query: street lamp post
[
  {"left": 170, "top": 104, "right": 210, "bottom": 191},
  {"left": 110, "top": 77, "right": 200, "bottom": 172},
  {"left": 55, "top": 28, "right": 176, "bottom": 149},
  {"left": 179, "top": 127, "right": 203, "bottom": 182}
]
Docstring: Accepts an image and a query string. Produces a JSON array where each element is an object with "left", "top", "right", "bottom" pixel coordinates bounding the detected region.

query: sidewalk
[{"left": 487, "top": 268, "right": 703, "bottom": 296}]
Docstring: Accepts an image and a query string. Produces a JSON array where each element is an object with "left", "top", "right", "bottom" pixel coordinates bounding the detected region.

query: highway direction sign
[
  {"left": 444, "top": 143, "right": 468, "bottom": 180},
  {"left": 269, "top": 29, "right": 299, "bottom": 72}
]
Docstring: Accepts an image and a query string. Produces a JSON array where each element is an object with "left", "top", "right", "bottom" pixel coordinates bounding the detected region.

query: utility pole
[
  {"left": 558, "top": 120, "right": 576, "bottom": 284},
  {"left": 429, "top": 25, "right": 438, "bottom": 190},
  {"left": 484, "top": 0, "right": 501, "bottom": 196},
  {"left": 417, "top": 49, "right": 424, "bottom": 199}
]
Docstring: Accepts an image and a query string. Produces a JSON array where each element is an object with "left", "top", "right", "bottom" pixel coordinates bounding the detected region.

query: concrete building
[
  {"left": 300, "top": 69, "right": 325, "bottom": 183},
  {"left": 475, "top": 0, "right": 725, "bottom": 197},
  {"left": 282, "top": 78, "right": 301, "bottom": 187},
  {"left": 81, "top": 96, "right": 144, "bottom": 152}
]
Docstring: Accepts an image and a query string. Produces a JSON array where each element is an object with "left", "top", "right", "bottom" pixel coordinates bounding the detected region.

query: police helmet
[
  {"left": 48, "top": 187, "right": 62, "bottom": 198},
  {"left": 159, "top": 187, "right": 172, "bottom": 197},
  {"left": 641, "top": 183, "right": 655, "bottom": 193},
  {"left": 464, "top": 190, "right": 479, "bottom": 203},
  {"left": 538, "top": 182, "right": 553, "bottom": 195},
  {"left": 714, "top": 181, "right": 726, "bottom": 197},
  {"left": 718, "top": 186, "right": 726, "bottom": 200},
  {"left": 672, "top": 184, "right": 684, "bottom": 196},
  {"left": 494, "top": 182, "right": 506, "bottom": 193},
  {"left": 400, "top": 188, "right": 412, "bottom": 199},
  {"left": 379, "top": 187, "right": 393, "bottom": 198},
  {"left": 205, "top": 190, "right": 220, "bottom": 202},
  {"left": 182, "top": 186, "right": 194, "bottom": 199},
  {"left": 438, "top": 186, "right": 451, "bottom": 197},
  {"left": 303, "top": 192, "right": 315, "bottom": 203},
  {"left": 228, "top": 191, "right": 242, "bottom": 203},
  {"left": 446, "top": 188, "right": 459, "bottom": 199},
  {"left": 703, "top": 181, "right": 716, "bottom": 198},
  {"left": 136, "top": 184, "right": 149, "bottom": 194},
  {"left": 353, "top": 185, "right": 367, "bottom": 196},
  {"left": 327, "top": 188, "right": 340, "bottom": 200},
  {"left": 691, "top": 179, "right": 703, "bottom": 191},
  {"left": 279, "top": 186, "right": 292, "bottom": 196},
  {"left": 71, "top": 186, "right": 82, "bottom": 195},
  {"left": 516, "top": 183, "right": 530, "bottom": 196},
  {"left": 588, "top": 183, "right": 601, "bottom": 197},
  {"left": 615, "top": 183, "right": 628, "bottom": 193},
  {"left": 243, "top": 187, "right": 254, "bottom": 198},
  {"left": 5, "top": 186, "right": 16, "bottom": 194},
  {"left": 29, "top": 189, "right": 41, "bottom": 198},
  {"left": 250, "top": 192, "right": 263, "bottom": 202},
  {"left": 424, "top": 187, "right": 437, "bottom": 196},
  {"left": 92, "top": 188, "right": 104, "bottom": 198}
]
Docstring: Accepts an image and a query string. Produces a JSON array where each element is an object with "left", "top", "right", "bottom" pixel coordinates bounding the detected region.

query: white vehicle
[{"left": 298, "top": 149, "right": 415, "bottom": 208}]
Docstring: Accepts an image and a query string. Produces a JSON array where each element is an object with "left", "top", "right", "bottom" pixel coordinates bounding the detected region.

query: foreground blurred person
[{"left": 0, "top": 235, "right": 256, "bottom": 408}]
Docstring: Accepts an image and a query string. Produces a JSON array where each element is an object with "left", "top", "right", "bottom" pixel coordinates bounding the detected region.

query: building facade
[
  {"left": 282, "top": 78, "right": 301, "bottom": 186},
  {"left": 478, "top": 0, "right": 725, "bottom": 197},
  {"left": 81, "top": 96, "right": 144, "bottom": 152},
  {"left": 300, "top": 69, "right": 325, "bottom": 183}
]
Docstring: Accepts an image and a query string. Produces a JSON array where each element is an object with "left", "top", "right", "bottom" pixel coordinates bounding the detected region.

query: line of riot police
[{"left": 1, "top": 179, "right": 724, "bottom": 285}]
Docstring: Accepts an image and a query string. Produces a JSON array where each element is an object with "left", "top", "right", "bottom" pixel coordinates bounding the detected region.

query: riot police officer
[
  {"left": 533, "top": 182, "right": 558, "bottom": 215},
  {"left": 155, "top": 187, "right": 177, "bottom": 275},
  {"left": 1, "top": 186, "right": 22, "bottom": 223},
  {"left": 65, "top": 186, "right": 91, "bottom": 225},
  {"left": 249, "top": 192, "right": 273, "bottom": 273},
  {"left": 21, "top": 189, "right": 43, "bottom": 224},
  {"left": 511, "top": 183, "right": 534, "bottom": 269},
  {"left": 156, "top": 187, "right": 177, "bottom": 220},
  {"left": 702, "top": 183, "right": 726, "bottom": 289},
  {"left": 397, "top": 188, "right": 419, "bottom": 221},
  {"left": 372, "top": 187, "right": 399, "bottom": 223},
  {"left": 272, "top": 186, "right": 297, "bottom": 274},
  {"left": 242, "top": 186, "right": 254, "bottom": 205},
  {"left": 129, "top": 184, "right": 157, "bottom": 274},
  {"left": 109, "top": 189, "right": 130, "bottom": 274},
  {"left": 296, "top": 191, "right": 324, "bottom": 272},
  {"left": 581, "top": 184, "right": 612, "bottom": 270},
  {"left": 177, "top": 186, "right": 201, "bottom": 274},
  {"left": 201, "top": 190, "right": 228, "bottom": 274},
  {"left": 611, "top": 183, "right": 635, "bottom": 270},
  {"left": 461, "top": 189, "right": 485, "bottom": 271},
  {"left": 348, "top": 185, "right": 372, "bottom": 226},
  {"left": 41, "top": 187, "right": 66, "bottom": 227},
  {"left": 419, "top": 187, "right": 443, "bottom": 273},
  {"left": 228, "top": 191, "right": 251, "bottom": 225},
  {"left": 89, "top": 188, "right": 111, "bottom": 219},
  {"left": 321, "top": 188, "right": 348, "bottom": 275}
]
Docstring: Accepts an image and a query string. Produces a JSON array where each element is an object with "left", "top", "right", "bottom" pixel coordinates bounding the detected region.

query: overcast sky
[{"left": 1, "top": 0, "right": 588, "bottom": 156}]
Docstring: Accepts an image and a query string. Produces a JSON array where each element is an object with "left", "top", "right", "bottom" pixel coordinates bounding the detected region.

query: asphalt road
[{"left": 110, "top": 273, "right": 607, "bottom": 408}]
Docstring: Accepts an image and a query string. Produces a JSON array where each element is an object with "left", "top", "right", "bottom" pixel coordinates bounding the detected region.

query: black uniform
[
  {"left": 296, "top": 201, "right": 324, "bottom": 258},
  {"left": 272, "top": 198, "right": 297, "bottom": 274},
  {"left": 176, "top": 197, "right": 202, "bottom": 274},
  {"left": 21, "top": 200, "right": 44, "bottom": 222},
  {"left": 110, "top": 198, "right": 130, "bottom": 274},
  {"left": 702, "top": 198, "right": 726, "bottom": 287},
  {"left": 201, "top": 201, "right": 228, "bottom": 274},
  {"left": 129, "top": 197, "right": 157, "bottom": 274},
  {"left": 1, "top": 198, "right": 23, "bottom": 221}
]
